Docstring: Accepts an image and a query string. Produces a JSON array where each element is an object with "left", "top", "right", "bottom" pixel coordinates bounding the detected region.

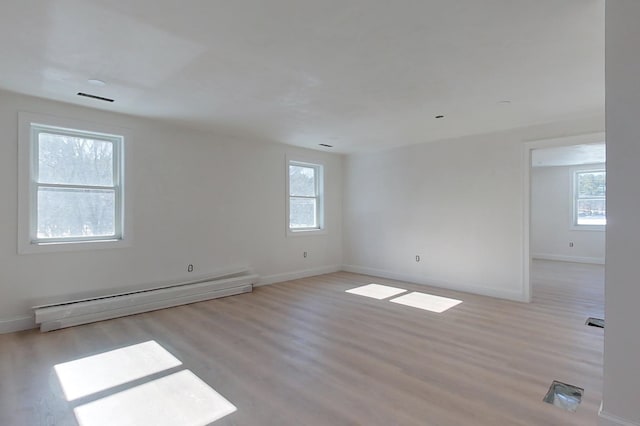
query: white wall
[
  {"left": 531, "top": 165, "right": 605, "bottom": 264},
  {"left": 0, "top": 90, "right": 343, "bottom": 333},
  {"left": 601, "top": 1, "right": 640, "bottom": 425},
  {"left": 343, "top": 118, "right": 604, "bottom": 302}
]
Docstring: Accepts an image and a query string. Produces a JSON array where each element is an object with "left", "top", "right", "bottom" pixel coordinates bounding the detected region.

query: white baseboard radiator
[{"left": 33, "top": 269, "right": 258, "bottom": 332}]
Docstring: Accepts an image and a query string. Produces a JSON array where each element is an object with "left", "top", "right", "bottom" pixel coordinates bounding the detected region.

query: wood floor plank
[{"left": 0, "top": 260, "right": 603, "bottom": 425}]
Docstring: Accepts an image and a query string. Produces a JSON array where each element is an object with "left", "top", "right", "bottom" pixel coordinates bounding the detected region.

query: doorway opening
[{"left": 523, "top": 133, "right": 606, "bottom": 303}]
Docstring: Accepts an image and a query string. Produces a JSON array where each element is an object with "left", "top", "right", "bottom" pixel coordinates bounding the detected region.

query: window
[
  {"left": 287, "top": 161, "right": 323, "bottom": 233},
  {"left": 31, "top": 125, "right": 123, "bottom": 242},
  {"left": 18, "top": 112, "right": 131, "bottom": 253},
  {"left": 574, "top": 170, "right": 606, "bottom": 227}
]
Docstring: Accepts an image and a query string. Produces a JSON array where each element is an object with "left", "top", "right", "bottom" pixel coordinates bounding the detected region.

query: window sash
[
  {"left": 574, "top": 170, "right": 606, "bottom": 227},
  {"left": 31, "top": 125, "right": 123, "bottom": 243},
  {"left": 289, "top": 164, "right": 319, "bottom": 197},
  {"left": 288, "top": 162, "right": 322, "bottom": 231},
  {"left": 575, "top": 171, "right": 605, "bottom": 196},
  {"left": 289, "top": 196, "right": 319, "bottom": 229}
]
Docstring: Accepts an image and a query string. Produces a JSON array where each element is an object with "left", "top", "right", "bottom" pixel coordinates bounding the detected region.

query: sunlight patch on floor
[
  {"left": 390, "top": 292, "right": 462, "bottom": 313},
  {"left": 345, "top": 283, "right": 407, "bottom": 299},
  {"left": 54, "top": 340, "right": 182, "bottom": 401},
  {"left": 73, "top": 370, "right": 237, "bottom": 426},
  {"left": 53, "top": 340, "right": 237, "bottom": 425}
]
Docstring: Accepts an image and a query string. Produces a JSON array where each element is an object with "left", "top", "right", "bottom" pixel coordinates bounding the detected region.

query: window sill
[
  {"left": 287, "top": 228, "right": 327, "bottom": 237},
  {"left": 570, "top": 225, "right": 606, "bottom": 232},
  {"left": 19, "top": 238, "right": 131, "bottom": 254}
]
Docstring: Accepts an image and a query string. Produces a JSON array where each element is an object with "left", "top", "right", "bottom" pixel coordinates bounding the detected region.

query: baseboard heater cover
[{"left": 33, "top": 273, "right": 258, "bottom": 332}]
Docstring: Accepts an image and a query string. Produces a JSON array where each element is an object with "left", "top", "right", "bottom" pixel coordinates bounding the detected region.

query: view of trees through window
[
  {"left": 36, "top": 131, "right": 118, "bottom": 239},
  {"left": 575, "top": 170, "right": 606, "bottom": 226},
  {"left": 289, "top": 164, "right": 319, "bottom": 229}
]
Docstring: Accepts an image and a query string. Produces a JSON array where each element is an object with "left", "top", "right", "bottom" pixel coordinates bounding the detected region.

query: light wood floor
[{"left": 0, "top": 260, "right": 604, "bottom": 425}]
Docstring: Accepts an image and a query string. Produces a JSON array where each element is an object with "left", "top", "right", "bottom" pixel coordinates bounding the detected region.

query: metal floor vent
[
  {"left": 586, "top": 317, "right": 605, "bottom": 328},
  {"left": 543, "top": 380, "right": 584, "bottom": 412}
]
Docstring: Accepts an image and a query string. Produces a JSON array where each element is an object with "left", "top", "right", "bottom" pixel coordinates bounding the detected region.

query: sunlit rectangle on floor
[
  {"left": 54, "top": 340, "right": 182, "bottom": 401},
  {"left": 345, "top": 283, "right": 407, "bottom": 300},
  {"left": 73, "top": 370, "right": 237, "bottom": 426},
  {"left": 390, "top": 292, "right": 462, "bottom": 313}
]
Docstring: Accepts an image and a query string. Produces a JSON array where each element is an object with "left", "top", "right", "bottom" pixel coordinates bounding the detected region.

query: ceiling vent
[{"left": 77, "top": 92, "right": 114, "bottom": 103}]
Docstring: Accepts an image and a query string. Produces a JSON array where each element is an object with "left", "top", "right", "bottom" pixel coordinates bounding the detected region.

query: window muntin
[
  {"left": 288, "top": 162, "right": 322, "bottom": 231},
  {"left": 31, "top": 125, "right": 123, "bottom": 243},
  {"left": 574, "top": 170, "right": 606, "bottom": 226}
]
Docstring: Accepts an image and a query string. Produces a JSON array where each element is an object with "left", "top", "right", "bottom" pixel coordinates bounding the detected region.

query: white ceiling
[
  {"left": 532, "top": 143, "right": 606, "bottom": 167},
  {"left": 0, "top": 0, "right": 604, "bottom": 153}
]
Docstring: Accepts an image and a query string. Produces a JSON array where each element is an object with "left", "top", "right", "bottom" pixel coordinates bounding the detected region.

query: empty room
[{"left": 1, "top": 1, "right": 638, "bottom": 425}]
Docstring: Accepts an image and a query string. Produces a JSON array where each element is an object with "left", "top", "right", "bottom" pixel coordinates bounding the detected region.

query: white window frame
[
  {"left": 572, "top": 168, "right": 606, "bottom": 231},
  {"left": 18, "top": 112, "right": 133, "bottom": 253},
  {"left": 286, "top": 158, "right": 325, "bottom": 236}
]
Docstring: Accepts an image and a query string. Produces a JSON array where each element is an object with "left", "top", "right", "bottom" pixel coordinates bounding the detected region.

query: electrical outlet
[
  {"left": 303, "top": 251, "right": 308, "bottom": 258},
  {"left": 415, "top": 255, "right": 421, "bottom": 262},
  {"left": 569, "top": 242, "right": 574, "bottom": 248},
  {"left": 187, "top": 264, "right": 194, "bottom": 272}
]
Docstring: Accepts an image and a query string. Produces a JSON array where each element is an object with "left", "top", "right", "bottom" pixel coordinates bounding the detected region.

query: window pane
[
  {"left": 576, "top": 199, "right": 606, "bottom": 225},
  {"left": 38, "top": 132, "right": 114, "bottom": 186},
  {"left": 577, "top": 172, "right": 606, "bottom": 198},
  {"left": 37, "top": 188, "right": 116, "bottom": 238},
  {"left": 289, "top": 165, "right": 316, "bottom": 196},
  {"left": 290, "top": 197, "right": 317, "bottom": 228}
]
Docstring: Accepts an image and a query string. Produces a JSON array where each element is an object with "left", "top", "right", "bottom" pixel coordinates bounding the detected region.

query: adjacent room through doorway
[{"left": 529, "top": 142, "right": 605, "bottom": 318}]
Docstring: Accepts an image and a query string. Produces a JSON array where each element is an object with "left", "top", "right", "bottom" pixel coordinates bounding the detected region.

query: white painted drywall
[
  {"left": 0, "top": 1, "right": 605, "bottom": 154},
  {"left": 0, "top": 90, "right": 343, "bottom": 332},
  {"left": 531, "top": 165, "right": 605, "bottom": 264},
  {"left": 343, "top": 118, "right": 604, "bottom": 302},
  {"left": 600, "top": 1, "right": 640, "bottom": 425}
]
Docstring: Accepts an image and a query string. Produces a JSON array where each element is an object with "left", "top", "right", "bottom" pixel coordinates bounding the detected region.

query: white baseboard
[
  {"left": 341, "top": 264, "right": 525, "bottom": 302},
  {"left": 599, "top": 402, "right": 640, "bottom": 426},
  {"left": 257, "top": 264, "right": 342, "bottom": 286},
  {"left": 0, "top": 315, "right": 36, "bottom": 334},
  {"left": 2, "top": 265, "right": 339, "bottom": 332},
  {"left": 532, "top": 253, "right": 605, "bottom": 265}
]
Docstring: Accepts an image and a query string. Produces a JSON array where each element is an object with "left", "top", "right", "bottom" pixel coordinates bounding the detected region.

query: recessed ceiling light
[
  {"left": 88, "top": 79, "right": 106, "bottom": 87},
  {"left": 435, "top": 115, "right": 445, "bottom": 119}
]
